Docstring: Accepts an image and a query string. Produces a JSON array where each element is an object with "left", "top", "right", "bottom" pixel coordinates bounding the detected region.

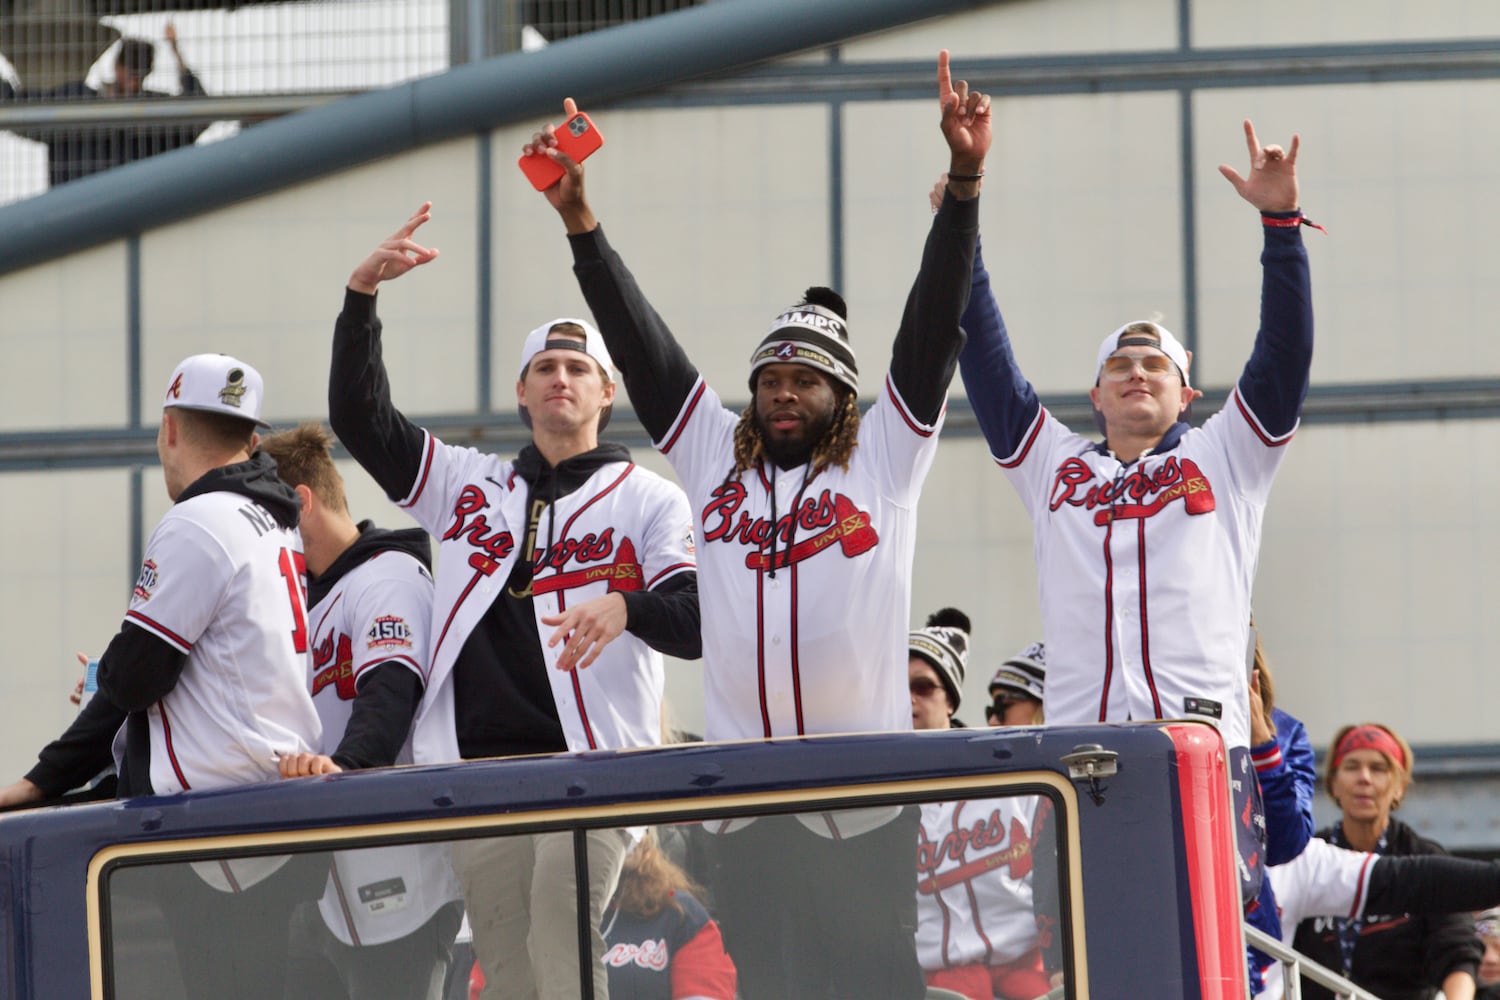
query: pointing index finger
[{"left": 937, "top": 49, "right": 953, "bottom": 102}]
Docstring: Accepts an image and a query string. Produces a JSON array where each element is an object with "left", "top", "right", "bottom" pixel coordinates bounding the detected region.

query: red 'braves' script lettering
[
  {"left": 916, "top": 813, "right": 1032, "bottom": 893},
  {"left": 603, "top": 939, "right": 669, "bottom": 971},
  {"left": 701, "top": 485, "right": 877, "bottom": 565},
  {"left": 1047, "top": 456, "right": 1216, "bottom": 520},
  {"left": 442, "top": 485, "right": 515, "bottom": 564},
  {"left": 536, "top": 528, "right": 616, "bottom": 570}
]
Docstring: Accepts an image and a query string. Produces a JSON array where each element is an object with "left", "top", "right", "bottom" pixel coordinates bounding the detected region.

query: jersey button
[{"left": 772, "top": 636, "right": 781, "bottom": 646}]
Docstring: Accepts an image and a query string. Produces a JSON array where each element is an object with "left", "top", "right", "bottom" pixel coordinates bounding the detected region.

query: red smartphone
[{"left": 518, "top": 111, "right": 604, "bottom": 191}]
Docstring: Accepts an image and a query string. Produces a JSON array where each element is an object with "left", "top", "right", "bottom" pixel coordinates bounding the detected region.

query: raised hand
[
  {"left": 348, "top": 202, "right": 439, "bottom": 295},
  {"left": 524, "top": 97, "right": 597, "bottom": 234},
  {"left": 1218, "top": 119, "right": 1300, "bottom": 214},
  {"left": 937, "top": 50, "right": 992, "bottom": 177}
]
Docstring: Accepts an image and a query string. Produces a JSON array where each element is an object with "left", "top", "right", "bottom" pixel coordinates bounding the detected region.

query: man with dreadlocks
[{"left": 526, "top": 50, "right": 990, "bottom": 1000}]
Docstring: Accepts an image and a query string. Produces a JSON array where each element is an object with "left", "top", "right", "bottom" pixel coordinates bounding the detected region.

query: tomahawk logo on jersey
[{"left": 308, "top": 551, "right": 430, "bottom": 727}]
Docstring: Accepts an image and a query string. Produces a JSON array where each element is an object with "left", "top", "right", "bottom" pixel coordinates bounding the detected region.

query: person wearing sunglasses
[
  {"left": 986, "top": 643, "right": 1045, "bottom": 727},
  {"left": 908, "top": 607, "right": 971, "bottom": 732},
  {"left": 907, "top": 610, "right": 1050, "bottom": 999},
  {"left": 954, "top": 119, "right": 1318, "bottom": 912}
]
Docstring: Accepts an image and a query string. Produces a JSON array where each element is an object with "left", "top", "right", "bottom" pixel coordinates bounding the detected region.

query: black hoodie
[
  {"left": 27, "top": 453, "right": 300, "bottom": 798},
  {"left": 310, "top": 521, "right": 434, "bottom": 770},
  {"left": 451, "top": 442, "right": 701, "bottom": 761}
]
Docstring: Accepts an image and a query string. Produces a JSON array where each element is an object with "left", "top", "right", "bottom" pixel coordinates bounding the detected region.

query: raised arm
[
  {"left": 329, "top": 204, "right": 440, "bottom": 501},
  {"left": 1219, "top": 119, "right": 1314, "bottom": 438},
  {"left": 163, "top": 23, "right": 206, "bottom": 98},
  {"left": 887, "top": 51, "right": 989, "bottom": 424},
  {"left": 528, "top": 100, "right": 700, "bottom": 441}
]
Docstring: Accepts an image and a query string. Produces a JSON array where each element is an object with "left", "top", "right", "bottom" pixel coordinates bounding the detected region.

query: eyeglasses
[
  {"left": 1100, "top": 353, "right": 1178, "bottom": 382},
  {"left": 909, "top": 678, "right": 943, "bottom": 698}
]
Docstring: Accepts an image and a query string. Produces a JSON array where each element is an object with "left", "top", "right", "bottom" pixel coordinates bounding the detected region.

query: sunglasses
[
  {"left": 909, "top": 677, "right": 944, "bottom": 697},
  {"left": 1100, "top": 353, "right": 1178, "bottom": 382}
]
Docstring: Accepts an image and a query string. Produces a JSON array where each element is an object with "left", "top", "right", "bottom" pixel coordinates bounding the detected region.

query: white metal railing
[{"left": 1243, "top": 923, "right": 1386, "bottom": 1000}]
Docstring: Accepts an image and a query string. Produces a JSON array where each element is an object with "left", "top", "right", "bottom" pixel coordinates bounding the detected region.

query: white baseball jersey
[
  {"left": 123, "top": 490, "right": 321, "bottom": 794},
  {"left": 306, "top": 541, "right": 460, "bottom": 947},
  {"left": 307, "top": 547, "right": 431, "bottom": 759},
  {"left": 657, "top": 374, "right": 941, "bottom": 742},
  {"left": 1255, "top": 838, "right": 1376, "bottom": 999},
  {"left": 399, "top": 434, "right": 695, "bottom": 764},
  {"left": 916, "top": 796, "right": 1040, "bottom": 971},
  {"left": 997, "top": 397, "right": 1292, "bottom": 751}
]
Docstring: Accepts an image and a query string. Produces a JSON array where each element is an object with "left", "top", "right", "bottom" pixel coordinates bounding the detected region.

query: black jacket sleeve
[
  {"left": 95, "top": 621, "right": 189, "bottom": 713},
  {"left": 887, "top": 191, "right": 979, "bottom": 425},
  {"left": 621, "top": 571, "right": 701, "bottom": 660},
  {"left": 569, "top": 226, "right": 702, "bottom": 442},
  {"left": 24, "top": 692, "right": 127, "bottom": 798},
  {"left": 328, "top": 288, "right": 429, "bottom": 502},
  {"left": 1367, "top": 854, "right": 1500, "bottom": 916},
  {"left": 330, "top": 664, "right": 424, "bottom": 770}
]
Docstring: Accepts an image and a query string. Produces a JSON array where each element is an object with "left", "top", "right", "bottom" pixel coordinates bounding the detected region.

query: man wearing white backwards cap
[
  {"left": 329, "top": 208, "right": 699, "bottom": 1000},
  {"left": 957, "top": 119, "right": 1318, "bottom": 906},
  {"left": 0, "top": 352, "right": 324, "bottom": 1000}
]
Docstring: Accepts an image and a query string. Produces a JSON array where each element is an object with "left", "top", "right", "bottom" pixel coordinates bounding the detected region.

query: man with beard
[{"left": 526, "top": 50, "right": 990, "bottom": 1000}]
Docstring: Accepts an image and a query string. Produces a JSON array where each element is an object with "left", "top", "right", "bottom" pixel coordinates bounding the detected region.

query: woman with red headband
[{"left": 1290, "top": 723, "right": 1482, "bottom": 1000}]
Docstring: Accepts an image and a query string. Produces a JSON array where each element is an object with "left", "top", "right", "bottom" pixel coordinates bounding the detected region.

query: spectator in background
[
  {"left": 1477, "top": 908, "right": 1500, "bottom": 1000},
  {"left": 0, "top": 23, "right": 209, "bottom": 186},
  {"left": 909, "top": 608, "right": 971, "bottom": 731},
  {"left": 601, "top": 833, "right": 737, "bottom": 1000},
  {"left": 911, "top": 612, "right": 1048, "bottom": 999},
  {"left": 1249, "top": 628, "right": 1315, "bottom": 867},
  {"left": 1243, "top": 627, "right": 1315, "bottom": 995},
  {"left": 985, "top": 643, "right": 1045, "bottom": 727},
  {"left": 1292, "top": 722, "right": 1482, "bottom": 1000}
]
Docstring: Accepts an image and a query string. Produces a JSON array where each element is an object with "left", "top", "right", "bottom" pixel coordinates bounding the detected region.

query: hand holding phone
[{"left": 519, "top": 111, "right": 604, "bottom": 191}]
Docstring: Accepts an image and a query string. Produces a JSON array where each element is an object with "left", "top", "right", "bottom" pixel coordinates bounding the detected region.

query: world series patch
[{"left": 366, "top": 615, "right": 413, "bottom": 650}]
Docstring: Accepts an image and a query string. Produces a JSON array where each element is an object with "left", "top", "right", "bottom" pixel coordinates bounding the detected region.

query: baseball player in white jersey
[
  {"left": 527, "top": 51, "right": 990, "bottom": 1000},
  {"left": 0, "top": 353, "right": 324, "bottom": 1000},
  {"left": 956, "top": 120, "right": 1317, "bottom": 904},
  {"left": 262, "top": 423, "right": 463, "bottom": 1000},
  {"left": 1253, "top": 839, "right": 1500, "bottom": 999},
  {"left": 907, "top": 611, "right": 1051, "bottom": 1000},
  {"left": 329, "top": 214, "right": 699, "bottom": 1000}
]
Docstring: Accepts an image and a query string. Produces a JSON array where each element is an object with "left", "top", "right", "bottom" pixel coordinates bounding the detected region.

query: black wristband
[{"left": 948, "top": 172, "right": 984, "bottom": 181}]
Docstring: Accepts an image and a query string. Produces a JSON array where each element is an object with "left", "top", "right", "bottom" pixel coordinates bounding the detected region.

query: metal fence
[{"left": 0, "top": 0, "right": 703, "bottom": 204}]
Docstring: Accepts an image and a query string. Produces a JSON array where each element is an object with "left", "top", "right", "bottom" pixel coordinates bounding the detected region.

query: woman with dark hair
[{"left": 1291, "top": 722, "right": 1482, "bottom": 1000}]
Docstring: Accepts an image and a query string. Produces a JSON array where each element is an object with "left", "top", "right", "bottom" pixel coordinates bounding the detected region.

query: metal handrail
[{"left": 1243, "top": 923, "right": 1386, "bottom": 1000}]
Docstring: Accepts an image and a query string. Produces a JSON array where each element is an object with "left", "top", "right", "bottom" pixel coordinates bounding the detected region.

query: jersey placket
[
  {"left": 755, "top": 468, "right": 807, "bottom": 736},
  {"left": 1100, "top": 459, "right": 1163, "bottom": 722}
]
